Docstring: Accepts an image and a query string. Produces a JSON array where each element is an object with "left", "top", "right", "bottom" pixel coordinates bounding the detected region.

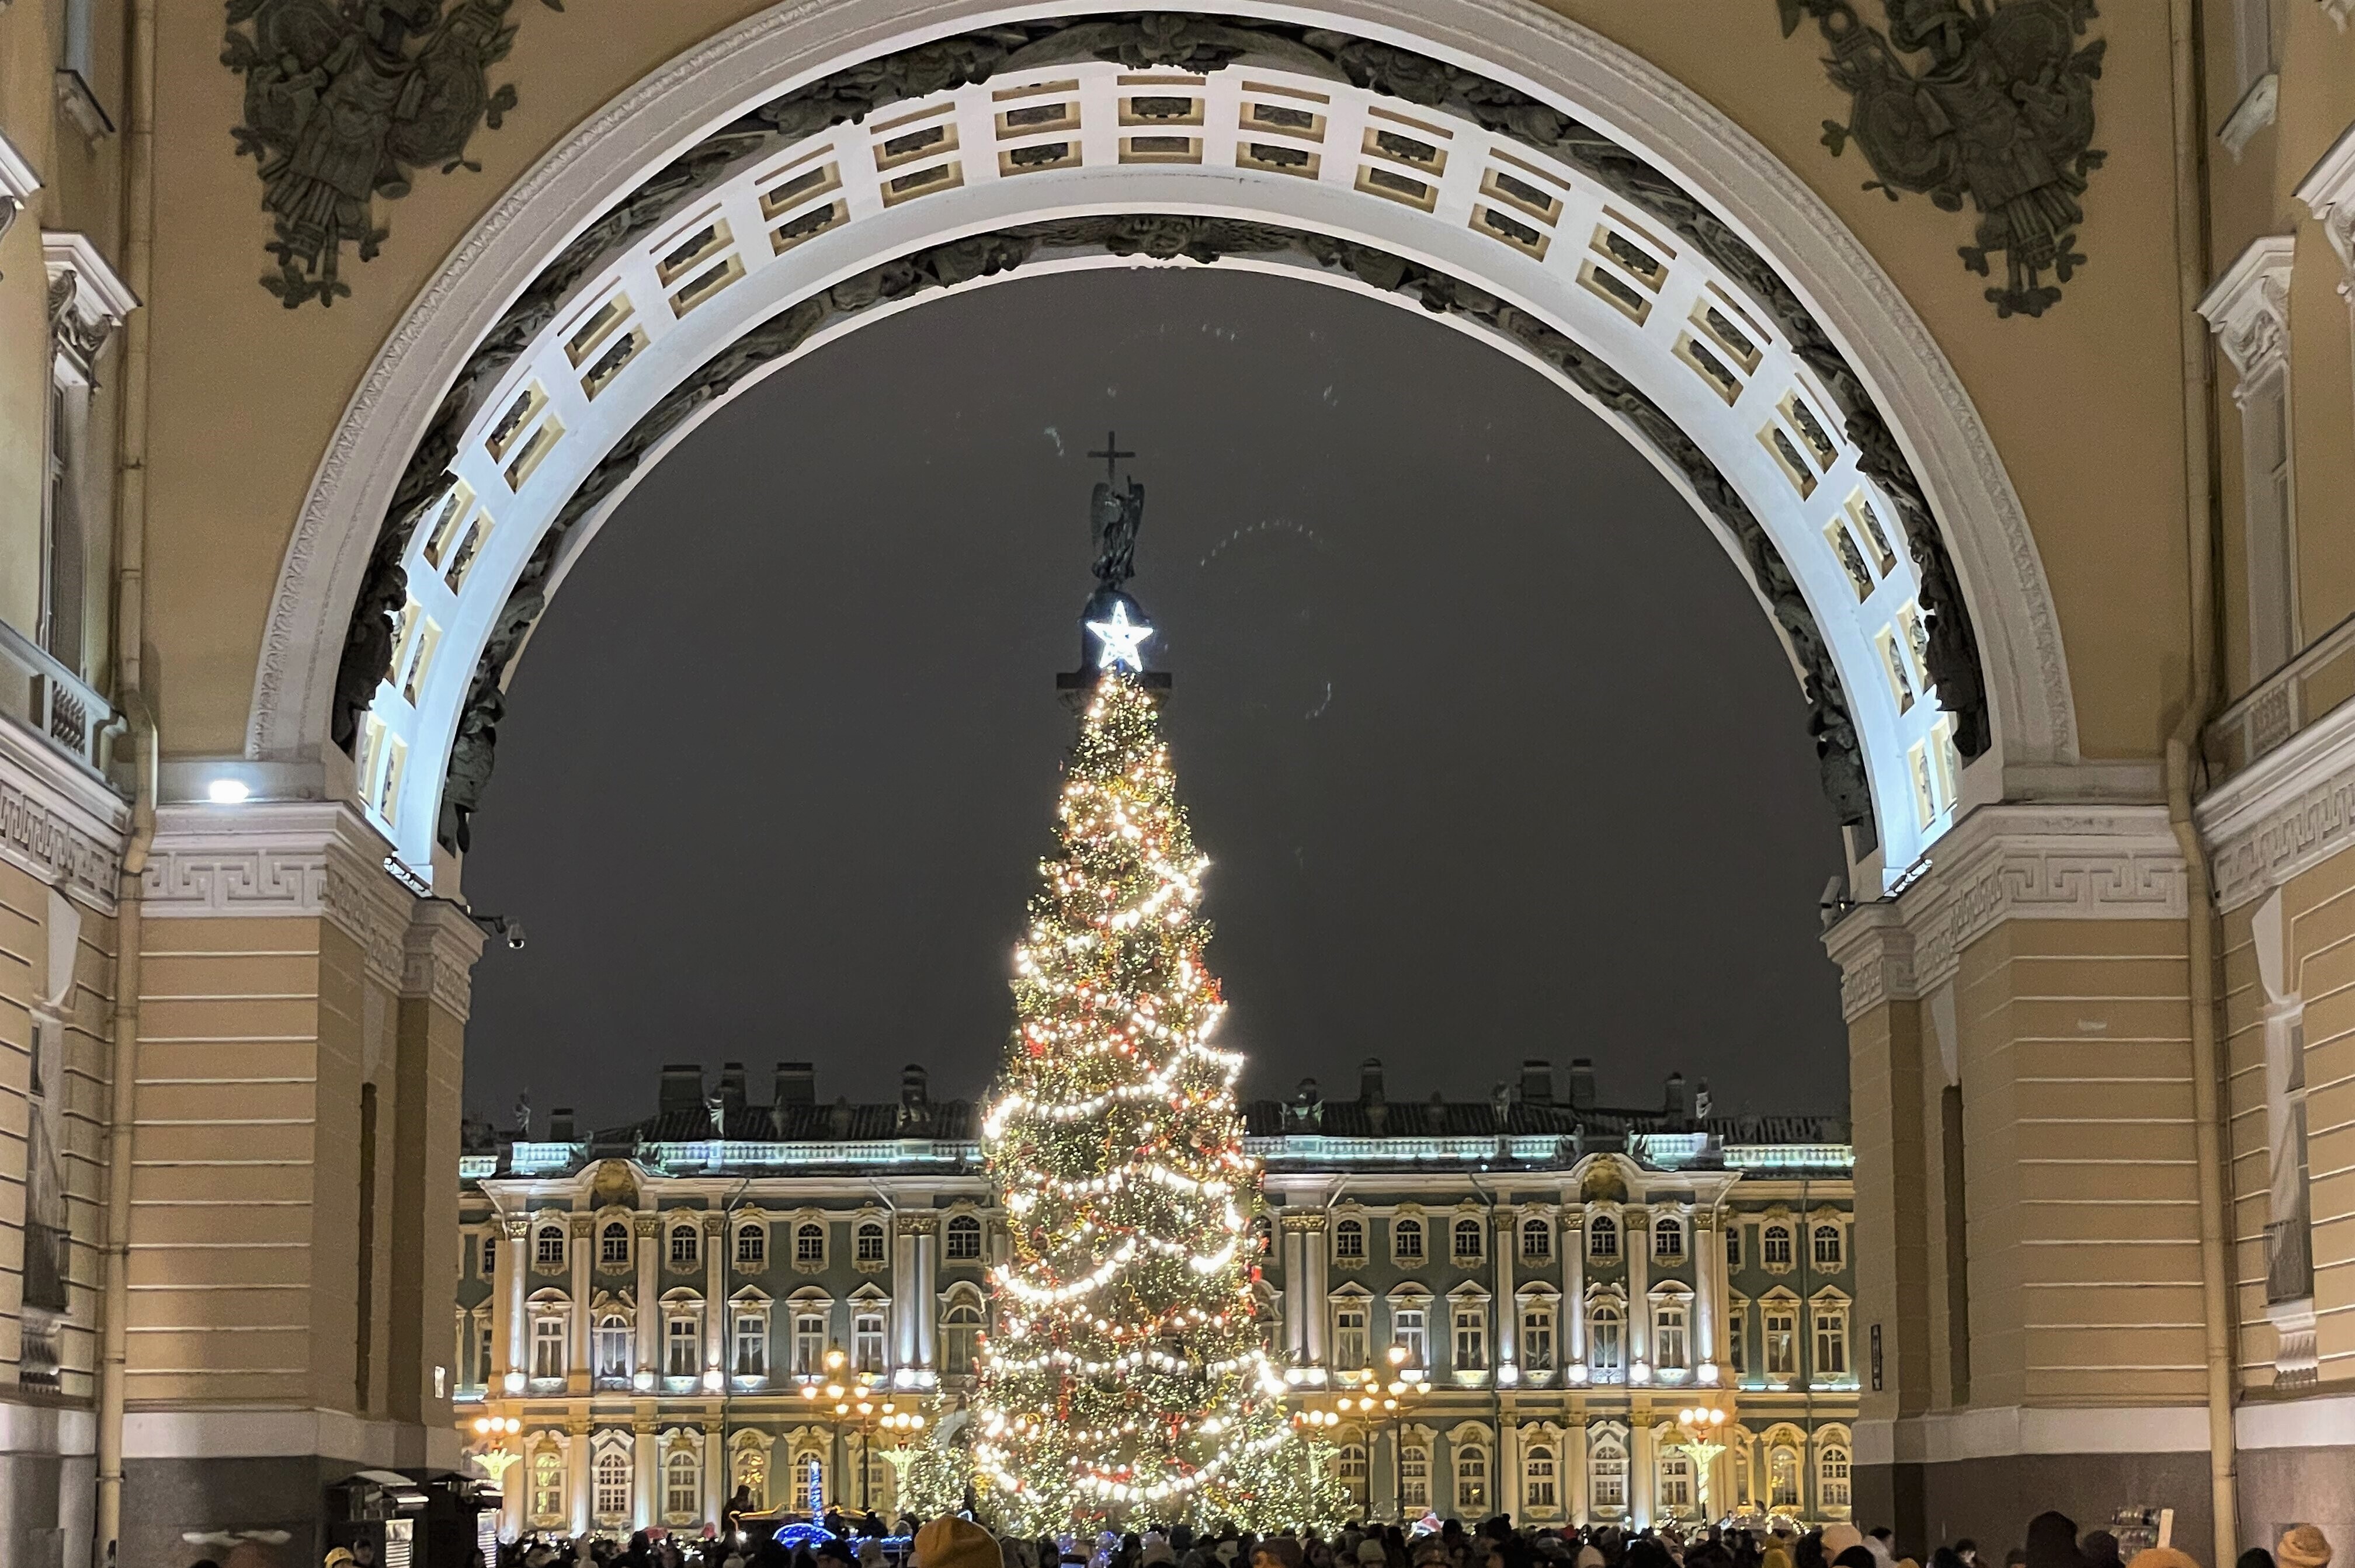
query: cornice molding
[
  {"left": 0, "top": 128, "right": 36, "bottom": 257},
  {"left": 2198, "top": 234, "right": 2297, "bottom": 397},
  {"left": 403, "top": 898, "right": 487, "bottom": 1020},
  {"left": 2295, "top": 123, "right": 2355, "bottom": 290},
  {"left": 41, "top": 231, "right": 136, "bottom": 381},
  {"left": 1823, "top": 805, "right": 2186, "bottom": 1018},
  {"left": 2196, "top": 694, "right": 2355, "bottom": 912},
  {"left": 0, "top": 719, "right": 128, "bottom": 909},
  {"left": 144, "top": 801, "right": 415, "bottom": 989}
]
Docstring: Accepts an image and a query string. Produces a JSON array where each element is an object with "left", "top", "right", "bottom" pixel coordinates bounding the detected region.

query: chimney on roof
[
  {"left": 776, "top": 1062, "right": 815, "bottom": 1107},
  {"left": 720, "top": 1062, "right": 748, "bottom": 1112},
  {"left": 548, "top": 1107, "right": 575, "bottom": 1143},
  {"left": 659, "top": 1063, "right": 704, "bottom": 1115},
  {"left": 1666, "top": 1070, "right": 1691, "bottom": 1124},
  {"left": 1520, "top": 1058, "right": 1555, "bottom": 1104},
  {"left": 901, "top": 1065, "right": 929, "bottom": 1107},
  {"left": 829, "top": 1096, "right": 854, "bottom": 1140},
  {"left": 1359, "top": 1058, "right": 1386, "bottom": 1106},
  {"left": 1425, "top": 1091, "right": 1446, "bottom": 1132},
  {"left": 1568, "top": 1058, "right": 1596, "bottom": 1111}
]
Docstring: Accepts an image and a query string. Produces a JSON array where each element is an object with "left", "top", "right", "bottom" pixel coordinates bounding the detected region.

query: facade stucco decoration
[
  {"left": 1776, "top": 0, "right": 2105, "bottom": 319},
  {"left": 221, "top": 0, "right": 565, "bottom": 308}
]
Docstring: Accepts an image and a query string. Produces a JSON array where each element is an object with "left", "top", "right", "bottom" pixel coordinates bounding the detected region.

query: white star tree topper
[{"left": 1087, "top": 601, "right": 1154, "bottom": 672}]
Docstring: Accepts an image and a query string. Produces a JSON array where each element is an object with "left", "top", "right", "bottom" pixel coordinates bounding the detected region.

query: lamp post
[
  {"left": 1344, "top": 1344, "right": 1429, "bottom": 1521},
  {"left": 1670, "top": 1405, "right": 1731, "bottom": 1522},
  {"left": 877, "top": 1405, "right": 927, "bottom": 1518},
  {"left": 842, "top": 1394, "right": 925, "bottom": 1511},
  {"left": 468, "top": 1414, "right": 523, "bottom": 1535},
  {"left": 798, "top": 1347, "right": 852, "bottom": 1514},
  {"left": 1291, "top": 1405, "right": 1340, "bottom": 1504}
]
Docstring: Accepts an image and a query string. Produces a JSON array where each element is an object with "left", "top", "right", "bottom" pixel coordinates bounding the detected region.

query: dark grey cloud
[{"left": 460, "top": 266, "right": 1846, "bottom": 1129}]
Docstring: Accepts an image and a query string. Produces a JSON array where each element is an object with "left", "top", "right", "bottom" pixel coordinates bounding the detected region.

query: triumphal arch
[{"left": 2, "top": 0, "right": 2353, "bottom": 1562}]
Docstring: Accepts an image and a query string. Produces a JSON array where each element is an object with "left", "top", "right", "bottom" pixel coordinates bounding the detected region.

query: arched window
[
  {"left": 1338, "top": 1442, "right": 1369, "bottom": 1506},
  {"left": 670, "top": 1223, "right": 699, "bottom": 1268},
  {"left": 1454, "top": 1440, "right": 1488, "bottom": 1514},
  {"left": 1769, "top": 1445, "right": 1801, "bottom": 1508},
  {"left": 1452, "top": 1218, "right": 1484, "bottom": 1262},
  {"left": 1819, "top": 1443, "right": 1852, "bottom": 1510},
  {"left": 600, "top": 1221, "right": 630, "bottom": 1266},
  {"left": 594, "top": 1313, "right": 631, "bottom": 1378},
  {"left": 1521, "top": 1216, "right": 1551, "bottom": 1261},
  {"left": 1762, "top": 1223, "right": 1794, "bottom": 1268},
  {"left": 1588, "top": 1303, "right": 1624, "bottom": 1376},
  {"left": 1398, "top": 1440, "right": 1430, "bottom": 1512},
  {"left": 1393, "top": 1216, "right": 1424, "bottom": 1261},
  {"left": 1813, "top": 1223, "right": 1845, "bottom": 1268},
  {"left": 1333, "top": 1217, "right": 1365, "bottom": 1260},
  {"left": 943, "top": 1300, "right": 984, "bottom": 1375},
  {"left": 734, "top": 1445, "right": 769, "bottom": 1510},
  {"left": 1589, "top": 1214, "right": 1619, "bottom": 1258},
  {"left": 1659, "top": 1448, "right": 1694, "bottom": 1513},
  {"left": 530, "top": 1445, "right": 565, "bottom": 1521},
  {"left": 736, "top": 1222, "right": 766, "bottom": 1267},
  {"left": 946, "top": 1214, "right": 983, "bottom": 1260},
  {"left": 1589, "top": 1436, "right": 1627, "bottom": 1514},
  {"left": 594, "top": 1447, "right": 630, "bottom": 1519},
  {"left": 856, "top": 1221, "right": 887, "bottom": 1263},
  {"left": 1524, "top": 1444, "right": 1557, "bottom": 1510},
  {"left": 534, "top": 1223, "right": 565, "bottom": 1267},
  {"left": 664, "top": 1447, "right": 700, "bottom": 1521},
  {"left": 1653, "top": 1216, "right": 1684, "bottom": 1259},
  {"left": 793, "top": 1451, "right": 824, "bottom": 1512},
  {"left": 1654, "top": 1301, "right": 1689, "bottom": 1370},
  {"left": 794, "top": 1222, "right": 825, "bottom": 1265}
]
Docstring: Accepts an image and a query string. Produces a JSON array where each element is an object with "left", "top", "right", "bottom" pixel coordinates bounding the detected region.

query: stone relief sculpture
[
  {"left": 1777, "top": 0, "right": 2106, "bottom": 319},
  {"left": 221, "top": 0, "right": 563, "bottom": 308}
]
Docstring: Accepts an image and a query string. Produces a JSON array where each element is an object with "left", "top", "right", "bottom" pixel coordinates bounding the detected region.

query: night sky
[{"left": 459, "top": 266, "right": 1847, "bottom": 1132}]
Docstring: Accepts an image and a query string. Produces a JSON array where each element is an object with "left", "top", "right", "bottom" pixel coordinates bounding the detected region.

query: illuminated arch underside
[{"left": 306, "top": 13, "right": 2031, "bottom": 889}]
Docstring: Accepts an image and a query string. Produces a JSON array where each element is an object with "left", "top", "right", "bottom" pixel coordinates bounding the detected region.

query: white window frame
[
  {"left": 945, "top": 1214, "right": 984, "bottom": 1260},
  {"left": 735, "top": 1310, "right": 770, "bottom": 1378}
]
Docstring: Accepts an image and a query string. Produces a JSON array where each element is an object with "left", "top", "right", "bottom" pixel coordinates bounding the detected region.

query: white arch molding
[{"left": 247, "top": 0, "right": 2079, "bottom": 891}]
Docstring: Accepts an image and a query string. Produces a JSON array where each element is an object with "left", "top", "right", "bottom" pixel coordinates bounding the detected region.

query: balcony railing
[
  {"left": 2205, "top": 609, "right": 2355, "bottom": 782},
  {"left": 0, "top": 615, "right": 114, "bottom": 777}
]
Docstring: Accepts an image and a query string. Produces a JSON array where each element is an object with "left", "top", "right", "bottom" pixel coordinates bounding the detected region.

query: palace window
[
  {"left": 737, "top": 1223, "right": 767, "bottom": 1267},
  {"left": 854, "top": 1310, "right": 887, "bottom": 1374},
  {"left": 1654, "top": 1218, "right": 1684, "bottom": 1260},
  {"left": 1454, "top": 1441, "right": 1488, "bottom": 1514},
  {"left": 531, "top": 1449, "right": 565, "bottom": 1520},
  {"left": 1338, "top": 1443, "right": 1369, "bottom": 1506},
  {"left": 671, "top": 1223, "right": 699, "bottom": 1268},
  {"left": 1335, "top": 1306, "right": 1368, "bottom": 1370},
  {"left": 1589, "top": 1437, "right": 1627, "bottom": 1513},
  {"left": 1453, "top": 1305, "right": 1486, "bottom": 1371},
  {"left": 666, "top": 1315, "right": 699, "bottom": 1378},
  {"left": 1769, "top": 1446, "right": 1801, "bottom": 1508},
  {"left": 1399, "top": 1442, "right": 1430, "bottom": 1511},
  {"left": 735, "top": 1445, "right": 770, "bottom": 1510},
  {"left": 479, "top": 1321, "right": 494, "bottom": 1387},
  {"left": 1392, "top": 1307, "right": 1427, "bottom": 1367},
  {"left": 600, "top": 1222, "right": 630, "bottom": 1267},
  {"left": 1452, "top": 1218, "right": 1484, "bottom": 1263},
  {"left": 943, "top": 1301, "right": 984, "bottom": 1375},
  {"left": 1659, "top": 1449, "right": 1694, "bottom": 1513},
  {"left": 1521, "top": 1216, "right": 1551, "bottom": 1261},
  {"left": 595, "top": 1448, "right": 631, "bottom": 1519},
  {"left": 1654, "top": 1302, "right": 1689, "bottom": 1371},
  {"left": 1520, "top": 1304, "right": 1554, "bottom": 1371},
  {"left": 857, "top": 1222, "right": 887, "bottom": 1264},
  {"left": 1725, "top": 1226, "right": 1742, "bottom": 1270},
  {"left": 946, "top": 1215, "right": 983, "bottom": 1260},
  {"left": 1813, "top": 1223, "right": 1845, "bottom": 1268},
  {"left": 482, "top": 1235, "right": 498, "bottom": 1276},
  {"left": 1762, "top": 1223, "right": 1793, "bottom": 1268},
  {"left": 1589, "top": 1215, "right": 1618, "bottom": 1259},
  {"left": 1820, "top": 1444, "right": 1852, "bottom": 1510},
  {"left": 1394, "top": 1218, "right": 1425, "bottom": 1261},
  {"left": 1334, "top": 1218, "right": 1366, "bottom": 1260},
  {"left": 1524, "top": 1444, "right": 1557, "bottom": 1510},
  {"left": 536, "top": 1225, "right": 565, "bottom": 1267},
  {"left": 1728, "top": 1306, "right": 1748, "bottom": 1376},
  {"left": 665, "top": 1448, "right": 700, "bottom": 1521},
  {"left": 1764, "top": 1308, "right": 1797, "bottom": 1376},
  {"left": 595, "top": 1315, "right": 632, "bottom": 1379},
  {"left": 736, "top": 1312, "right": 769, "bottom": 1378},
  {"left": 794, "top": 1312, "right": 828, "bottom": 1375},
  {"left": 531, "top": 1316, "right": 565, "bottom": 1379},
  {"left": 1588, "top": 1303, "right": 1624, "bottom": 1376},
  {"left": 794, "top": 1452, "right": 823, "bottom": 1512},
  {"left": 795, "top": 1222, "right": 826, "bottom": 1266},
  {"left": 1814, "top": 1305, "right": 1849, "bottom": 1377}
]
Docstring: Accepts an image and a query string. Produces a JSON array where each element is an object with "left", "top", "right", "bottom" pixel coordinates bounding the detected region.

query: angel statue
[{"left": 1086, "top": 432, "right": 1146, "bottom": 592}]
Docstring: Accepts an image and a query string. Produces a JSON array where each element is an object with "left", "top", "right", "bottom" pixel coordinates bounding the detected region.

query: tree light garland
[{"left": 932, "top": 671, "right": 1343, "bottom": 1535}]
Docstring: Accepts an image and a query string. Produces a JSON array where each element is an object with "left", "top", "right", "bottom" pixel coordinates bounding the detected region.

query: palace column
[
  {"left": 1565, "top": 1202, "right": 1586, "bottom": 1374},
  {"left": 569, "top": 1420, "right": 592, "bottom": 1537},
  {"left": 635, "top": 1214, "right": 661, "bottom": 1379},
  {"left": 1630, "top": 1418, "right": 1655, "bottom": 1526},
  {"left": 1627, "top": 1209, "right": 1649, "bottom": 1375},
  {"left": 704, "top": 1423, "right": 724, "bottom": 1530},
  {"left": 1693, "top": 1211, "right": 1718, "bottom": 1382},
  {"left": 634, "top": 1421, "right": 658, "bottom": 1529},
  {"left": 703, "top": 1214, "right": 727, "bottom": 1380},
  {"left": 1493, "top": 1208, "right": 1516, "bottom": 1372},
  {"left": 1566, "top": 1416, "right": 1589, "bottom": 1524},
  {"left": 906, "top": 1211, "right": 940, "bottom": 1374},
  {"left": 1301, "top": 1211, "right": 1330, "bottom": 1368},
  {"left": 504, "top": 1214, "right": 530, "bottom": 1388},
  {"left": 569, "top": 1214, "right": 593, "bottom": 1393},
  {"left": 892, "top": 1212, "right": 921, "bottom": 1369}
]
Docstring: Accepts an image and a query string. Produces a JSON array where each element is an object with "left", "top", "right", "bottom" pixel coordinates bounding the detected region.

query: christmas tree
[{"left": 968, "top": 667, "right": 1340, "bottom": 1534}]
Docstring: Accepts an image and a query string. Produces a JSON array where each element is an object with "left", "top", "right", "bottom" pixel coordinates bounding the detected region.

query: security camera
[
  {"left": 503, "top": 920, "right": 527, "bottom": 951},
  {"left": 1818, "top": 874, "right": 1852, "bottom": 931}
]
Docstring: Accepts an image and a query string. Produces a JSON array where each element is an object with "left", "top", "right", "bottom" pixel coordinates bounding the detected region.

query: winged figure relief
[
  {"left": 1779, "top": 0, "right": 2105, "bottom": 318},
  {"left": 223, "top": 0, "right": 560, "bottom": 307}
]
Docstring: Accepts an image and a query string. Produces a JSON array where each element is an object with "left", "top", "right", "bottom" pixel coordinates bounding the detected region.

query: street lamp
[
  {"left": 1671, "top": 1406, "right": 1731, "bottom": 1521},
  {"left": 467, "top": 1414, "right": 524, "bottom": 1490},
  {"left": 1346, "top": 1344, "right": 1429, "bottom": 1521}
]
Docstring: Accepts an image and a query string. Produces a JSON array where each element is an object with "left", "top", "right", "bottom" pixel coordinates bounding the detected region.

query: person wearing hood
[{"left": 2023, "top": 1514, "right": 2089, "bottom": 1568}]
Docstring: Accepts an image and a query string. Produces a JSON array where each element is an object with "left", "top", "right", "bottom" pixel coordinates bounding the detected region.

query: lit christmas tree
[{"left": 963, "top": 444, "right": 1342, "bottom": 1534}]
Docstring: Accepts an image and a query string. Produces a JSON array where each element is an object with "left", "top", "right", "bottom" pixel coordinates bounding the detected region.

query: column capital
[
  {"left": 634, "top": 1214, "right": 661, "bottom": 1237},
  {"left": 2197, "top": 233, "right": 2295, "bottom": 396},
  {"left": 1279, "top": 1210, "right": 1327, "bottom": 1233},
  {"left": 500, "top": 1213, "right": 532, "bottom": 1241},
  {"left": 569, "top": 1214, "right": 595, "bottom": 1239},
  {"left": 403, "top": 896, "right": 486, "bottom": 1020},
  {"left": 896, "top": 1211, "right": 940, "bottom": 1237}
]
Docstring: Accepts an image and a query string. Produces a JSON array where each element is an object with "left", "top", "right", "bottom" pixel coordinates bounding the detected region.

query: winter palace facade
[{"left": 455, "top": 1058, "right": 1857, "bottom": 1539}]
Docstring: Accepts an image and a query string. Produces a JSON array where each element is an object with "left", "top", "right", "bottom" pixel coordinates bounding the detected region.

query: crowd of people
[{"left": 459, "top": 1508, "right": 2337, "bottom": 1568}]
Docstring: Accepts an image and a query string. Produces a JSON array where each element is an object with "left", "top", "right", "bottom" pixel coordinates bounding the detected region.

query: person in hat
[
  {"left": 918, "top": 1517, "right": 1003, "bottom": 1568},
  {"left": 2280, "top": 1531, "right": 2333, "bottom": 1568}
]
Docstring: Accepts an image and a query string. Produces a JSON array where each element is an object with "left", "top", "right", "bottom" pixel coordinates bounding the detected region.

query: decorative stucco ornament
[
  {"left": 221, "top": 0, "right": 563, "bottom": 308},
  {"left": 1777, "top": 0, "right": 2106, "bottom": 318}
]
